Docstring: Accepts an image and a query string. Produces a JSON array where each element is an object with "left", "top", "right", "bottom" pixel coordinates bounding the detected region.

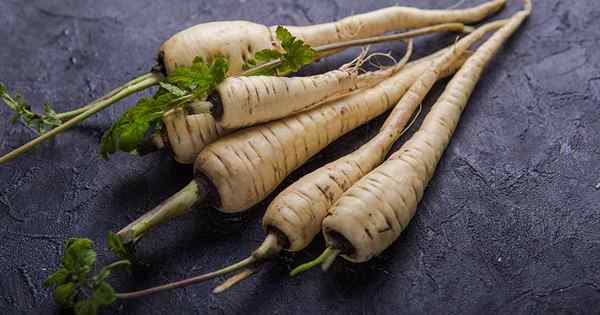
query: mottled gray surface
[{"left": 1, "top": 0, "right": 599, "bottom": 314}]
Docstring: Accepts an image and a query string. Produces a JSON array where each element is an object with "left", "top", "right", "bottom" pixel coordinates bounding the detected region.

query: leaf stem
[
  {"left": 289, "top": 247, "right": 341, "bottom": 276},
  {"left": 54, "top": 72, "right": 162, "bottom": 119},
  {"left": 116, "top": 256, "right": 255, "bottom": 299},
  {"left": 116, "top": 180, "right": 205, "bottom": 244},
  {"left": 115, "top": 233, "right": 282, "bottom": 299},
  {"left": 0, "top": 72, "right": 161, "bottom": 164}
]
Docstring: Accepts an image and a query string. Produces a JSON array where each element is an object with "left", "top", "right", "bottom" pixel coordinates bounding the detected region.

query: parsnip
[
  {"left": 161, "top": 0, "right": 507, "bottom": 74},
  {"left": 210, "top": 41, "right": 413, "bottom": 129},
  {"left": 316, "top": 1, "right": 532, "bottom": 267}
]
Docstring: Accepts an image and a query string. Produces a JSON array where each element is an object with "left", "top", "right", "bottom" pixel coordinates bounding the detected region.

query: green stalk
[
  {"left": 116, "top": 180, "right": 204, "bottom": 244},
  {"left": 289, "top": 247, "right": 341, "bottom": 276},
  {"left": 54, "top": 73, "right": 160, "bottom": 121},
  {"left": 0, "top": 72, "right": 161, "bottom": 164}
]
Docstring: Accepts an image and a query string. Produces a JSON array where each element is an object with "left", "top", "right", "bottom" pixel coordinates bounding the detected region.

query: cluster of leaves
[
  {"left": 243, "top": 26, "right": 316, "bottom": 76},
  {"left": 0, "top": 83, "right": 62, "bottom": 133},
  {"left": 99, "top": 56, "right": 228, "bottom": 159},
  {"left": 44, "top": 233, "right": 132, "bottom": 315}
]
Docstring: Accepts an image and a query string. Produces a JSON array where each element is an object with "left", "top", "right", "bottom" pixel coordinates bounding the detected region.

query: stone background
[{"left": 1, "top": 0, "right": 599, "bottom": 314}]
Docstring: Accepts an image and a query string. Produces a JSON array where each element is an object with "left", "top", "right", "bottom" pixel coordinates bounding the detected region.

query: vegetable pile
[{"left": 0, "top": 0, "right": 534, "bottom": 314}]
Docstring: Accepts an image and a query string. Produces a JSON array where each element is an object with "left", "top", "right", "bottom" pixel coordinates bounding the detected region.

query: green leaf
[
  {"left": 209, "top": 56, "right": 228, "bottom": 85},
  {"left": 107, "top": 232, "right": 127, "bottom": 258},
  {"left": 243, "top": 27, "right": 315, "bottom": 76},
  {"left": 43, "top": 268, "right": 71, "bottom": 288},
  {"left": 53, "top": 282, "right": 76, "bottom": 306},
  {"left": 92, "top": 282, "right": 116, "bottom": 305},
  {"left": 275, "top": 26, "right": 294, "bottom": 46},
  {"left": 100, "top": 95, "right": 169, "bottom": 159},
  {"left": 100, "top": 56, "right": 229, "bottom": 159},
  {"left": 75, "top": 299, "right": 98, "bottom": 315},
  {"left": 254, "top": 49, "right": 282, "bottom": 62},
  {"left": 275, "top": 26, "right": 315, "bottom": 75},
  {"left": 62, "top": 238, "right": 96, "bottom": 276},
  {"left": 0, "top": 84, "right": 62, "bottom": 133}
]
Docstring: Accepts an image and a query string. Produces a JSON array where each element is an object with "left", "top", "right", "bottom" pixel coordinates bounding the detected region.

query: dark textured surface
[{"left": 1, "top": 0, "right": 599, "bottom": 314}]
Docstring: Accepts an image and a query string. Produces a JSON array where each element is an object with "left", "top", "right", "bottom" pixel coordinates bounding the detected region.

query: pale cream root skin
[
  {"left": 159, "top": 0, "right": 506, "bottom": 74},
  {"left": 262, "top": 20, "right": 505, "bottom": 253},
  {"left": 215, "top": 42, "right": 412, "bottom": 130},
  {"left": 195, "top": 50, "right": 460, "bottom": 214},
  {"left": 160, "top": 21, "right": 276, "bottom": 75},
  {"left": 322, "top": 6, "right": 532, "bottom": 263},
  {"left": 162, "top": 106, "right": 229, "bottom": 164},
  {"left": 280, "top": 0, "right": 506, "bottom": 46},
  {"left": 216, "top": 70, "right": 358, "bottom": 130}
]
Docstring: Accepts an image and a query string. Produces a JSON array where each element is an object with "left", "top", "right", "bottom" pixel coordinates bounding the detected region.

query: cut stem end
[{"left": 117, "top": 180, "right": 204, "bottom": 244}]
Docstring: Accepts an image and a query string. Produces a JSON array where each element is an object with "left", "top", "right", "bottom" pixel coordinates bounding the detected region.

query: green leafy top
[
  {"left": 0, "top": 83, "right": 62, "bottom": 133},
  {"left": 44, "top": 233, "right": 132, "bottom": 315},
  {"left": 99, "top": 56, "right": 229, "bottom": 159},
  {"left": 243, "top": 26, "right": 316, "bottom": 76}
]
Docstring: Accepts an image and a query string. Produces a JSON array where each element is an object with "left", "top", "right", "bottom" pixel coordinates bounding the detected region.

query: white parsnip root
[
  {"left": 160, "top": 0, "right": 507, "bottom": 74},
  {"left": 160, "top": 107, "right": 231, "bottom": 164},
  {"left": 320, "top": 1, "right": 532, "bottom": 265},
  {"left": 212, "top": 41, "right": 413, "bottom": 130}
]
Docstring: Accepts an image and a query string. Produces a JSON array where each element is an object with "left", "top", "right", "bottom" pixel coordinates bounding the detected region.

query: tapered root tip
[
  {"left": 116, "top": 180, "right": 204, "bottom": 244},
  {"left": 212, "top": 268, "right": 258, "bottom": 294}
]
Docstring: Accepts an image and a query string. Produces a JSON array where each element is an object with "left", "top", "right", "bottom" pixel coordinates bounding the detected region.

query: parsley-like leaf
[
  {"left": 92, "top": 282, "right": 117, "bottom": 305},
  {"left": 53, "top": 282, "right": 77, "bottom": 307},
  {"left": 106, "top": 232, "right": 133, "bottom": 261},
  {"left": 275, "top": 26, "right": 316, "bottom": 74},
  {"left": 254, "top": 49, "right": 282, "bottom": 62},
  {"left": 74, "top": 299, "right": 98, "bottom": 315},
  {"left": 0, "top": 82, "right": 63, "bottom": 133},
  {"left": 243, "top": 26, "right": 316, "bottom": 76},
  {"left": 100, "top": 56, "right": 228, "bottom": 159},
  {"left": 45, "top": 235, "right": 132, "bottom": 315},
  {"left": 62, "top": 238, "right": 96, "bottom": 277},
  {"left": 43, "top": 268, "right": 70, "bottom": 288}
]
